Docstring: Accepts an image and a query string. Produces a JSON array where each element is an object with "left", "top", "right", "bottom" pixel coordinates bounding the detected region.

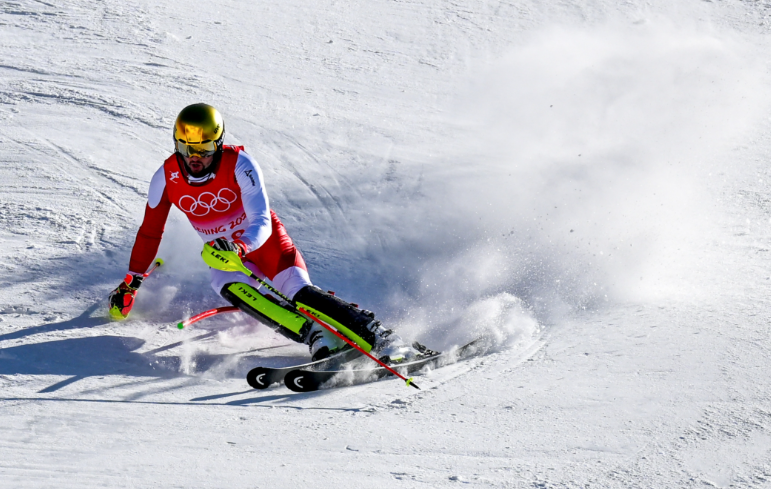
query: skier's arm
[
  {"left": 110, "top": 165, "right": 170, "bottom": 320},
  {"left": 234, "top": 151, "right": 272, "bottom": 252},
  {"left": 128, "top": 166, "right": 172, "bottom": 274}
]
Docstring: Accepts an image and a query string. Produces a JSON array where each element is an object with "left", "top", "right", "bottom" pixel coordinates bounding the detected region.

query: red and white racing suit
[{"left": 127, "top": 145, "right": 312, "bottom": 299}]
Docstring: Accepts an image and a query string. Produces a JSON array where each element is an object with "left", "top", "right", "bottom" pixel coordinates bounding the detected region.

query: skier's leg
[
  {"left": 239, "top": 210, "right": 421, "bottom": 362},
  {"left": 210, "top": 267, "right": 312, "bottom": 343},
  {"left": 292, "top": 285, "right": 420, "bottom": 362},
  {"left": 242, "top": 211, "right": 346, "bottom": 359},
  {"left": 292, "top": 285, "right": 377, "bottom": 350},
  {"left": 208, "top": 261, "right": 264, "bottom": 293}
]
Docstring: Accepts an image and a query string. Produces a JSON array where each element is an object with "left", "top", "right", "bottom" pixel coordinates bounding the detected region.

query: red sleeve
[{"left": 128, "top": 188, "right": 172, "bottom": 274}]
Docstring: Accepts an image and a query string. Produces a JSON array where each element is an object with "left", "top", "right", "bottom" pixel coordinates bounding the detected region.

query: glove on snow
[
  {"left": 108, "top": 273, "right": 144, "bottom": 320},
  {"left": 209, "top": 237, "right": 247, "bottom": 258}
]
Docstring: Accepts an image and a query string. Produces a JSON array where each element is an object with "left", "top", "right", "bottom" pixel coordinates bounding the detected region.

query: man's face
[{"left": 183, "top": 154, "right": 214, "bottom": 177}]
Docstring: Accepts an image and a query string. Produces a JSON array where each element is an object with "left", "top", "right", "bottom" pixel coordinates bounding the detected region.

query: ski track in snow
[{"left": 3, "top": 0, "right": 771, "bottom": 487}]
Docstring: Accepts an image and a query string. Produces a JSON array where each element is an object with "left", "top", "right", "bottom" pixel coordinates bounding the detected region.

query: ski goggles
[{"left": 175, "top": 139, "right": 218, "bottom": 158}]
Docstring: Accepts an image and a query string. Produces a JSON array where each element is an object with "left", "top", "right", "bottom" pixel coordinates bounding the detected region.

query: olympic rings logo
[{"left": 178, "top": 189, "right": 238, "bottom": 216}]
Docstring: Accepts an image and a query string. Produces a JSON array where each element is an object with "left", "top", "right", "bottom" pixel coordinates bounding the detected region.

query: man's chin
[{"left": 187, "top": 165, "right": 205, "bottom": 176}]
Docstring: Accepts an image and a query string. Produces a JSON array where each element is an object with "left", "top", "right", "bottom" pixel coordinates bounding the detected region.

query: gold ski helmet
[{"left": 173, "top": 103, "right": 225, "bottom": 158}]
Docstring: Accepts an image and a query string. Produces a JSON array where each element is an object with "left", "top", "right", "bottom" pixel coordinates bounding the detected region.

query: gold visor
[{"left": 176, "top": 139, "right": 217, "bottom": 157}]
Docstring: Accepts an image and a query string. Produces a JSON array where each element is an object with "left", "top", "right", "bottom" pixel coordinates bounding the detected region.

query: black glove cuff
[
  {"left": 124, "top": 273, "right": 144, "bottom": 290},
  {"left": 211, "top": 237, "right": 242, "bottom": 255}
]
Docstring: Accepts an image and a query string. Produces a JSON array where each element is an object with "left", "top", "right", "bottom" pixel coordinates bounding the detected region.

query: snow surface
[{"left": 2, "top": 0, "right": 771, "bottom": 487}]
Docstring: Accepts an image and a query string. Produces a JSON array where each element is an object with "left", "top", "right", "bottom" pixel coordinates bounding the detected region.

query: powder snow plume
[{"left": 351, "top": 21, "right": 771, "bottom": 347}]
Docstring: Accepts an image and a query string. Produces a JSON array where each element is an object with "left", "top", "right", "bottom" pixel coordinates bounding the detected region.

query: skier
[{"left": 108, "top": 103, "right": 421, "bottom": 363}]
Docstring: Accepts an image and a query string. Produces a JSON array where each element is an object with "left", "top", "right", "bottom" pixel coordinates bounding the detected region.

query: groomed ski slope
[{"left": 2, "top": 0, "right": 771, "bottom": 487}]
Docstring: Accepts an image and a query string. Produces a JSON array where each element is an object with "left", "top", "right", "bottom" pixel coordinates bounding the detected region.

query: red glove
[{"left": 108, "top": 273, "right": 144, "bottom": 320}]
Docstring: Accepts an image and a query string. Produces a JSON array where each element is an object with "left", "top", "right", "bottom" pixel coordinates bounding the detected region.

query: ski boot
[
  {"left": 306, "top": 322, "right": 346, "bottom": 361},
  {"left": 368, "top": 321, "right": 434, "bottom": 364}
]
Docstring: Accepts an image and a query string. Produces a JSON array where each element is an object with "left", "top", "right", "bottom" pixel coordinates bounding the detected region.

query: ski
[
  {"left": 283, "top": 337, "right": 486, "bottom": 393},
  {"left": 245, "top": 346, "right": 362, "bottom": 389}
]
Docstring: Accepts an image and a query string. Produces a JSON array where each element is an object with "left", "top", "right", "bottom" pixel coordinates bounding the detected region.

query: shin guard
[{"left": 220, "top": 282, "right": 311, "bottom": 343}]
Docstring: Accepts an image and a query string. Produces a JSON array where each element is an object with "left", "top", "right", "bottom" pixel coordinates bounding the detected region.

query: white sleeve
[
  {"left": 147, "top": 165, "right": 166, "bottom": 209},
  {"left": 234, "top": 151, "right": 272, "bottom": 251}
]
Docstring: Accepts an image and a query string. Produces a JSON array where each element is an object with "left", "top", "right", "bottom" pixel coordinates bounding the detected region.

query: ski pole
[
  {"left": 299, "top": 308, "right": 419, "bottom": 390},
  {"left": 144, "top": 258, "right": 164, "bottom": 278},
  {"left": 201, "top": 243, "right": 292, "bottom": 302},
  {"left": 177, "top": 306, "right": 240, "bottom": 329}
]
